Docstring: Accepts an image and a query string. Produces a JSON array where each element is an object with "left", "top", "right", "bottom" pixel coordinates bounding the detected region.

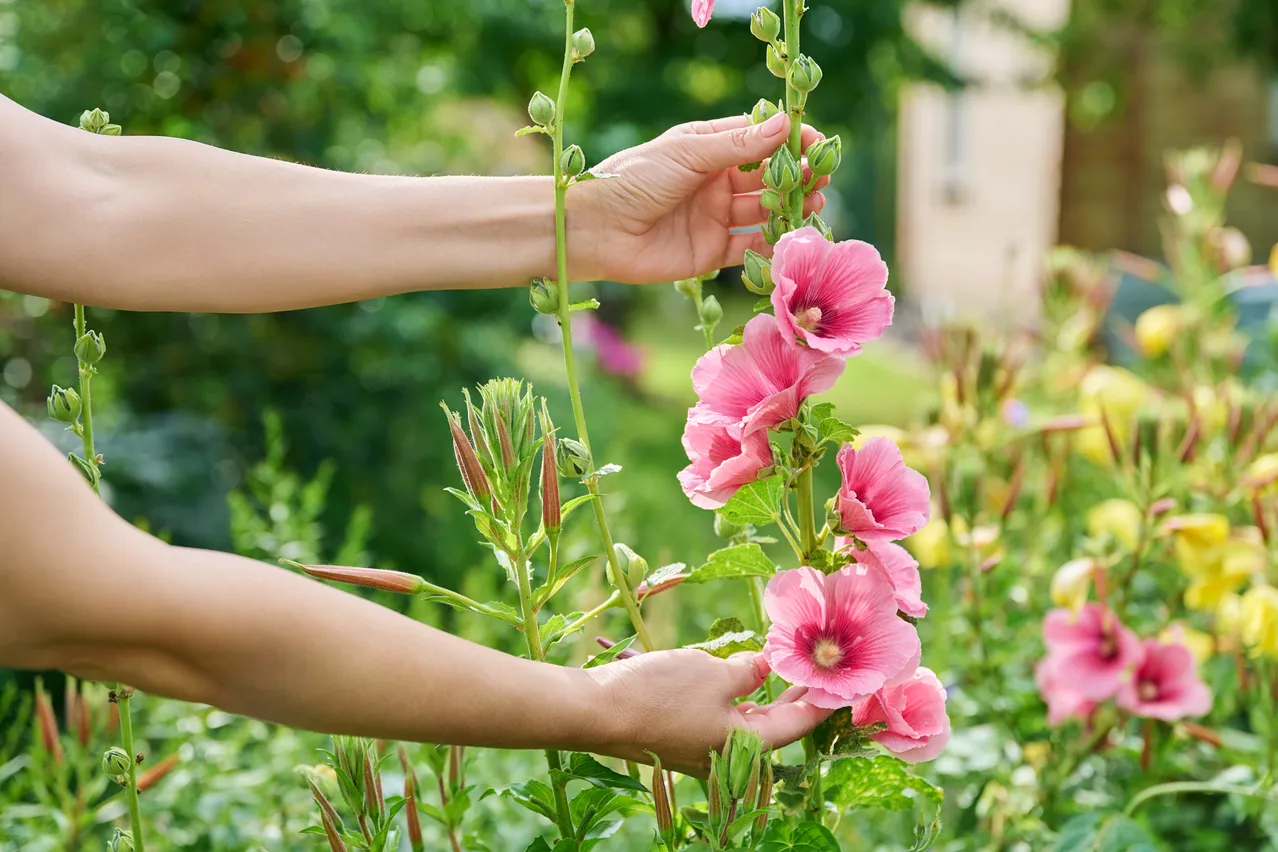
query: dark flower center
[
  {"left": 795, "top": 306, "right": 823, "bottom": 332},
  {"left": 1138, "top": 680, "right": 1159, "bottom": 702}
]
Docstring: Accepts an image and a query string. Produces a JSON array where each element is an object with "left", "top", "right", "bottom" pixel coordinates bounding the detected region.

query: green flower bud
[
  {"left": 759, "top": 187, "right": 783, "bottom": 214},
  {"left": 766, "top": 45, "right": 787, "bottom": 79},
  {"left": 560, "top": 144, "right": 586, "bottom": 178},
  {"left": 74, "top": 330, "right": 106, "bottom": 365},
  {"left": 699, "top": 294, "right": 723, "bottom": 328},
  {"left": 727, "top": 730, "right": 763, "bottom": 800},
  {"left": 47, "top": 385, "right": 81, "bottom": 424},
  {"left": 103, "top": 746, "right": 132, "bottom": 779},
  {"left": 801, "top": 212, "right": 833, "bottom": 241},
  {"left": 750, "top": 7, "right": 781, "bottom": 43},
  {"left": 571, "top": 28, "right": 596, "bottom": 61},
  {"left": 614, "top": 543, "right": 649, "bottom": 590},
  {"left": 556, "top": 437, "right": 591, "bottom": 478},
  {"left": 528, "top": 91, "right": 556, "bottom": 127},
  {"left": 807, "top": 134, "right": 842, "bottom": 178},
  {"left": 741, "top": 250, "right": 774, "bottom": 296},
  {"left": 764, "top": 144, "right": 801, "bottom": 195},
  {"left": 79, "top": 108, "right": 109, "bottom": 133},
  {"left": 761, "top": 212, "right": 785, "bottom": 245},
  {"left": 787, "top": 54, "right": 823, "bottom": 93},
  {"left": 68, "top": 452, "right": 99, "bottom": 486},
  {"left": 674, "top": 278, "right": 701, "bottom": 300},
  {"left": 108, "top": 829, "right": 135, "bottom": 852},
  {"left": 529, "top": 277, "right": 559, "bottom": 315},
  {"left": 101, "top": 124, "right": 123, "bottom": 136},
  {"left": 714, "top": 514, "right": 745, "bottom": 539},
  {"left": 751, "top": 98, "right": 780, "bottom": 125}
]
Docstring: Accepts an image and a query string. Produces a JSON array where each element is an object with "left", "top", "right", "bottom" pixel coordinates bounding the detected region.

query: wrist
[{"left": 563, "top": 179, "right": 606, "bottom": 284}]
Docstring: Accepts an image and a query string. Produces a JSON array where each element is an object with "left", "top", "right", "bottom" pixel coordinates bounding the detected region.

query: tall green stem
[
  {"left": 514, "top": 549, "right": 576, "bottom": 839},
  {"left": 116, "top": 693, "right": 145, "bottom": 852},
  {"left": 550, "top": 0, "right": 654, "bottom": 652},
  {"left": 73, "top": 305, "right": 100, "bottom": 495},
  {"left": 795, "top": 467, "right": 817, "bottom": 558},
  {"left": 782, "top": 0, "right": 806, "bottom": 227},
  {"left": 747, "top": 578, "right": 775, "bottom": 702}
]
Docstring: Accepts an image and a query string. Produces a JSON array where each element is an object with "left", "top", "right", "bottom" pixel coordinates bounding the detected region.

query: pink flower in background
[
  {"left": 579, "top": 317, "right": 646, "bottom": 378},
  {"left": 678, "top": 416, "right": 773, "bottom": 509},
  {"left": 835, "top": 438, "right": 931, "bottom": 542},
  {"left": 838, "top": 538, "right": 928, "bottom": 618},
  {"left": 1041, "top": 604, "right": 1142, "bottom": 701},
  {"left": 691, "top": 313, "right": 843, "bottom": 436},
  {"left": 691, "top": 0, "right": 714, "bottom": 27},
  {"left": 1035, "top": 654, "right": 1098, "bottom": 726},
  {"left": 770, "top": 227, "right": 895, "bottom": 358},
  {"left": 763, "top": 565, "right": 921, "bottom": 709},
  {"left": 853, "top": 667, "right": 951, "bottom": 763},
  {"left": 1116, "top": 639, "right": 1212, "bottom": 721}
]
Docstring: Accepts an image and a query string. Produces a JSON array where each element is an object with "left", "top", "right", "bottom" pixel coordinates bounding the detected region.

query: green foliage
[
  {"left": 757, "top": 821, "right": 841, "bottom": 852},
  {"left": 1054, "top": 812, "right": 1163, "bottom": 852},
  {"left": 687, "top": 544, "right": 777, "bottom": 584},
  {"left": 824, "top": 757, "right": 943, "bottom": 812},
  {"left": 684, "top": 617, "right": 765, "bottom": 658},
  {"left": 716, "top": 477, "right": 785, "bottom": 527}
]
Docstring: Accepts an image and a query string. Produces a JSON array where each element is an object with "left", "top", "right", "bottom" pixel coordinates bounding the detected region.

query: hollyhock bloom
[
  {"left": 1041, "top": 604, "right": 1142, "bottom": 700},
  {"left": 835, "top": 438, "right": 931, "bottom": 542},
  {"left": 763, "top": 565, "right": 921, "bottom": 709},
  {"left": 838, "top": 538, "right": 927, "bottom": 618},
  {"left": 691, "top": 313, "right": 843, "bottom": 436},
  {"left": 1116, "top": 639, "right": 1211, "bottom": 720},
  {"left": 691, "top": 0, "right": 714, "bottom": 27},
  {"left": 1034, "top": 654, "right": 1097, "bottom": 726},
  {"left": 769, "top": 227, "right": 894, "bottom": 357},
  {"left": 580, "top": 317, "right": 646, "bottom": 378},
  {"left": 853, "top": 667, "right": 950, "bottom": 763},
  {"left": 678, "top": 416, "right": 773, "bottom": 509}
]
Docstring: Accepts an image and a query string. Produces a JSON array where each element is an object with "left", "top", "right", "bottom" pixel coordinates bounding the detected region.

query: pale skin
[{"left": 0, "top": 95, "right": 832, "bottom": 774}]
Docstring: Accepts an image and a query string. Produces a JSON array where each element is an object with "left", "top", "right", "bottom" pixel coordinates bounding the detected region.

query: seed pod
[
  {"left": 764, "top": 144, "right": 801, "bottom": 195},
  {"left": 754, "top": 761, "right": 773, "bottom": 833},
  {"left": 699, "top": 295, "right": 723, "bottom": 329},
  {"left": 442, "top": 404, "right": 492, "bottom": 504},
  {"left": 651, "top": 754, "right": 675, "bottom": 846},
  {"left": 540, "top": 416, "right": 561, "bottom": 537},
  {"left": 571, "top": 27, "right": 595, "bottom": 60},
  {"left": 527, "top": 91, "right": 555, "bottom": 127}
]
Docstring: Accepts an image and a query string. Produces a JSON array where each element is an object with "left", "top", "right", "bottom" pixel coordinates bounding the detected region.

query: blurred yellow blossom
[
  {"left": 1079, "top": 365, "right": 1150, "bottom": 422},
  {"left": 952, "top": 517, "right": 1004, "bottom": 565},
  {"left": 1134, "top": 304, "right": 1186, "bottom": 358},
  {"left": 1160, "top": 622, "right": 1215, "bottom": 663},
  {"left": 1087, "top": 499, "right": 1143, "bottom": 550},
  {"left": 906, "top": 515, "right": 950, "bottom": 569},
  {"left": 1074, "top": 423, "right": 1116, "bottom": 467},
  {"left": 1244, "top": 454, "right": 1278, "bottom": 490},
  {"left": 1217, "top": 593, "right": 1244, "bottom": 651},
  {"left": 1240, "top": 585, "right": 1278, "bottom": 658},
  {"left": 1022, "top": 741, "right": 1051, "bottom": 769},
  {"left": 1164, "top": 513, "right": 1230, "bottom": 551},
  {"left": 1051, "top": 557, "right": 1097, "bottom": 611},
  {"left": 1178, "top": 535, "right": 1262, "bottom": 611}
]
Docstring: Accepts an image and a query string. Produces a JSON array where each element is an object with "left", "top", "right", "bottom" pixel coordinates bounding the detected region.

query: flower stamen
[{"left": 811, "top": 637, "right": 845, "bottom": 670}]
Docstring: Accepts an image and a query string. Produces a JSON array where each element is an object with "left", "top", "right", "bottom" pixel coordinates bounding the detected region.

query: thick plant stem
[
  {"left": 795, "top": 467, "right": 818, "bottom": 558},
  {"left": 747, "top": 578, "right": 775, "bottom": 702},
  {"left": 116, "top": 692, "right": 145, "bottom": 852},
  {"left": 550, "top": 0, "right": 654, "bottom": 652},
  {"left": 515, "top": 550, "right": 576, "bottom": 839},
  {"left": 782, "top": 0, "right": 806, "bottom": 227},
  {"left": 73, "top": 305, "right": 100, "bottom": 495}
]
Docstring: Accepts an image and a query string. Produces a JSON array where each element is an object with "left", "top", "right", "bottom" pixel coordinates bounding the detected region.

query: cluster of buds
[
  {"left": 700, "top": 730, "right": 772, "bottom": 850},
  {"left": 920, "top": 322, "right": 1025, "bottom": 439},
  {"left": 1162, "top": 141, "right": 1255, "bottom": 293},
  {"left": 306, "top": 737, "right": 397, "bottom": 852}
]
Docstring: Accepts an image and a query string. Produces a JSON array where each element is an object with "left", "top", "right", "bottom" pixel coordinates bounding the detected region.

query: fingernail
[{"left": 761, "top": 112, "right": 787, "bottom": 137}]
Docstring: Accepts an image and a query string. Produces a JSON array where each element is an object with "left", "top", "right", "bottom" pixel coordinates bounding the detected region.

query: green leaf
[
  {"left": 737, "top": 161, "right": 763, "bottom": 172},
  {"left": 555, "top": 753, "right": 649, "bottom": 792},
  {"left": 684, "top": 616, "right": 764, "bottom": 658},
  {"left": 560, "top": 493, "right": 598, "bottom": 521},
  {"left": 577, "top": 170, "right": 620, "bottom": 181},
  {"left": 808, "top": 402, "right": 836, "bottom": 422},
  {"left": 515, "top": 125, "right": 549, "bottom": 137},
  {"left": 534, "top": 554, "right": 599, "bottom": 608},
  {"left": 1054, "top": 812, "right": 1162, "bottom": 852},
  {"left": 717, "top": 476, "right": 783, "bottom": 526},
  {"left": 569, "top": 788, "right": 647, "bottom": 838},
  {"left": 818, "top": 417, "right": 859, "bottom": 446},
  {"left": 584, "top": 635, "right": 635, "bottom": 668},
  {"left": 825, "top": 757, "right": 943, "bottom": 812},
  {"left": 488, "top": 781, "right": 558, "bottom": 823},
  {"left": 722, "top": 325, "right": 746, "bottom": 345},
  {"left": 811, "top": 708, "right": 886, "bottom": 758},
  {"left": 758, "top": 820, "right": 841, "bottom": 852},
  {"left": 582, "top": 463, "right": 622, "bottom": 481},
  {"left": 569, "top": 299, "right": 601, "bottom": 311},
  {"left": 422, "top": 595, "right": 523, "bottom": 626},
  {"left": 686, "top": 543, "right": 776, "bottom": 584},
  {"left": 523, "top": 838, "right": 554, "bottom": 852},
  {"left": 753, "top": 297, "right": 773, "bottom": 313},
  {"left": 539, "top": 611, "right": 587, "bottom": 652}
]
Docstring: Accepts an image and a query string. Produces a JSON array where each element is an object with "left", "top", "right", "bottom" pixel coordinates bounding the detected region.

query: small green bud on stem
[
  {"left": 528, "top": 91, "right": 556, "bottom": 127},
  {"left": 530, "top": 277, "right": 559, "bottom": 315},
  {"left": 557, "top": 437, "right": 591, "bottom": 478},
  {"left": 787, "top": 54, "right": 823, "bottom": 93},
  {"left": 751, "top": 98, "right": 780, "bottom": 124},
  {"left": 103, "top": 746, "right": 132, "bottom": 779},
  {"left": 75, "top": 330, "right": 106, "bottom": 365},
  {"left": 571, "top": 27, "right": 595, "bottom": 61},
  {"left": 47, "top": 385, "right": 81, "bottom": 424},
  {"left": 741, "top": 250, "right": 774, "bottom": 296},
  {"left": 806, "top": 134, "right": 842, "bottom": 178},
  {"left": 560, "top": 144, "right": 586, "bottom": 178},
  {"left": 750, "top": 7, "right": 781, "bottom": 43}
]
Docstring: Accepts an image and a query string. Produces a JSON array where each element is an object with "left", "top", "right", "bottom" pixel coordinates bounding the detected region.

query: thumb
[
  {"left": 723, "top": 652, "right": 771, "bottom": 697},
  {"left": 676, "top": 113, "right": 791, "bottom": 172}
]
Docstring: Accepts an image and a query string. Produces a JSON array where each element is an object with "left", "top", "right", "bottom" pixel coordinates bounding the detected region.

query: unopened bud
[
  {"left": 699, "top": 294, "right": 723, "bottom": 328},
  {"left": 1134, "top": 304, "right": 1184, "bottom": 358},
  {"left": 529, "top": 278, "right": 559, "bottom": 314},
  {"left": 298, "top": 563, "right": 427, "bottom": 595},
  {"left": 571, "top": 28, "right": 595, "bottom": 61},
  {"left": 103, "top": 746, "right": 132, "bottom": 779},
  {"left": 766, "top": 44, "right": 787, "bottom": 79},
  {"left": 540, "top": 419, "right": 561, "bottom": 536},
  {"left": 714, "top": 514, "right": 745, "bottom": 539},
  {"left": 750, "top": 7, "right": 781, "bottom": 42},
  {"left": 363, "top": 748, "right": 385, "bottom": 819},
  {"left": 751, "top": 98, "right": 780, "bottom": 124},
  {"left": 764, "top": 144, "right": 801, "bottom": 194},
  {"left": 650, "top": 755, "right": 675, "bottom": 845},
  {"left": 741, "top": 250, "right": 775, "bottom": 296},
  {"left": 560, "top": 144, "right": 586, "bottom": 178},
  {"left": 557, "top": 437, "right": 591, "bottom": 478},
  {"left": 727, "top": 730, "right": 763, "bottom": 799},
  {"left": 528, "top": 91, "right": 556, "bottom": 127},
  {"left": 108, "top": 830, "right": 135, "bottom": 852},
  {"left": 801, "top": 212, "right": 833, "bottom": 241},
  {"left": 787, "top": 54, "right": 822, "bottom": 93},
  {"left": 759, "top": 187, "right": 783, "bottom": 214},
  {"left": 806, "top": 134, "right": 841, "bottom": 177},
  {"left": 47, "top": 385, "right": 81, "bottom": 424},
  {"left": 754, "top": 761, "right": 773, "bottom": 833},
  {"left": 707, "top": 753, "right": 725, "bottom": 823},
  {"left": 674, "top": 277, "right": 700, "bottom": 300},
  {"left": 68, "top": 452, "right": 99, "bottom": 487},
  {"left": 761, "top": 212, "right": 784, "bottom": 244},
  {"left": 442, "top": 405, "right": 493, "bottom": 504},
  {"left": 79, "top": 108, "right": 109, "bottom": 133},
  {"left": 74, "top": 330, "right": 106, "bottom": 365},
  {"left": 1211, "top": 226, "right": 1252, "bottom": 271},
  {"left": 614, "top": 543, "right": 649, "bottom": 590}
]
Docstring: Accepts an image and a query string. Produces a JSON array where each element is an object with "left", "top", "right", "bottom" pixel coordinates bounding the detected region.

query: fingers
[
  {"left": 672, "top": 113, "right": 792, "bottom": 173},
  {"left": 739, "top": 689, "right": 834, "bottom": 750},
  {"left": 723, "top": 652, "right": 771, "bottom": 697},
  {"left": 728, "top": 189, "right": 826, "bottom": 230},
  {"left": 727, "top": 125, "right": 827, "bottom": 194}
]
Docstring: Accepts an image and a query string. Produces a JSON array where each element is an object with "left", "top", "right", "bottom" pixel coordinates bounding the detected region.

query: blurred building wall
[{"left": 895, "top": 0, "right": 1071, "bottom": 325}]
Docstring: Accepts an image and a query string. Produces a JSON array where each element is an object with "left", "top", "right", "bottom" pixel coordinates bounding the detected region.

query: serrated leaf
[
  {"left": 684, "top": 616, "right": 764, "bottom": 658},
  {"left": 812, "top": 708, "right": 886, "bottom": 757},
  {"left": 825, "top": 756, "right": 943, "bottom": 812},
  {"left": 686, "top": 543, "right": 777, "bottom": 585},
  {"left": 808, "top": 402, "right": 836, "bottom": 422},
  {"left": 556, "top": 753, "right": 649, "bottom": 792},
  {"left": 754, "top": 297, "right": 774, "bottom": 313},
  {"left": 737, "top": 161, "right": 763, "bottom": 172},
  {"left": 539, "top": 611, "right": 586, "bottom": 652},
  {"left": 443, "top": 486, "right": 480, "bottom": 510},
  {"left": 582, "top": 463, "right": 622, "bottom": 481},
  {"left": 717, "top": 476, "right": 783, "bottom": 526},
  {"left": 488, "top": 781, "right": 558, "bottom": 822},
  {"left": 584, "top": 635, "right": 635, "bottom": 668},
  {"left": 818, "top": 417, "right": 859, "bottom": 446},
  {"left": 569, "top": 787, "right": 647, "bottom": 838},
  {"left": 1054, "top": 812, "right": 1162, "bottom": 852},
  {"left": 758, "top": 820, "right": 841, "bottom": 851},
  {"left": 523, "top": 838, "right": 554, "bottom": 852}
]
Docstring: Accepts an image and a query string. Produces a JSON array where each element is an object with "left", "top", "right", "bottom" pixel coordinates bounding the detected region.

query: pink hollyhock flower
[
  {"left": 763, "top": 565, "right": 921, "bottom": 709},
  {"left": 770, "top": 227, "right": 895, "bottom": 358},
  {"left": 691, "top": 0, "right": 714, "bottom": 27},
  {"left": 835, "top": 438, "right": 931, "bottom": 542},
  {"left": 1116, "top": 639, "right": 1212, "bottom": 721},
  {"left": 1034, "top": 654, "right": 1097, "bottom": 726},
  {"left": 678, "top": 416, "right": 773, "bottom": 509},
  {"left": 837, "top": 538, "right": 928, "bottom": 618},
  {"left": 691, "top": 314, "right": 843, "bottom": 436},
  {"left": 853, "top": 666, "right": 950, "bottom": 763},
  {"left": 580, "top": 317, "right": 646, "bottom": 378},
  {"left": 1041, "top": 604, "right": 1142, "bottom": 700}
]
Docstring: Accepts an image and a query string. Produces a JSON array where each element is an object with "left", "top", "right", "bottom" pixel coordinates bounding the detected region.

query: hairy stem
[
  {"left": 795, "top": 467, "right": 817, "bottom": 558},
  {"left": 116, "top": 692, "right": 145, "bottom": 852},
  {"left": 73, "top": 305, "right": 99, "bottom": 494},
  {"left": 782, "top": 0, "right": 805, "bottom": 227}
]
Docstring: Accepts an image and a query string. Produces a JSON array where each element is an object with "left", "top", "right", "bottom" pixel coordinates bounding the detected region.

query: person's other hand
[
  {"left": 585, "top": 648, "right": 831, "bottom": 776},
  {"left": 571, "top": 114, "right": 829, "bottom": 285}
]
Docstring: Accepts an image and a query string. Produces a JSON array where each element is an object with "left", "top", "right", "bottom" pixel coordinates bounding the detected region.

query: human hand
[
  {"left": 570, "top": 114, "right": 829, "bottom": 285},
  {"left": 584, "top": 648, "right": 831, "bottom": 776}
]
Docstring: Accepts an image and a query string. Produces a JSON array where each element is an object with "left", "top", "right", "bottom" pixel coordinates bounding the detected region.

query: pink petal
[
  {"left": 836, "top": 438, "right": 931, "bottom": 540},
  {"left": 691, "top": 0, "right": 714, "bottom": 27},
  {"left": 845, "top": 539, "right": 928, "bottom": 618}
]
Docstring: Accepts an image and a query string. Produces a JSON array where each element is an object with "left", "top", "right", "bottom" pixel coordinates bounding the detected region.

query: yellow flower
[
  {"left": 1073, "top": 423, "right": 1117, "bottom": 467},
  {"left": 1179, "top": 535, "right": 1262, "bottom": 611},
  {"left": 1240, "top": 585, "right": 1278, "bottom": 658},
  {"left": 1051, "top": 557, "right": 1097, "bottom": 611},
  {"left": 952, "top": 517, "right": 1005, "bottom": 565},
  {"left": 1244, "top": 454, "right": 1278, "bottom": 490},
  {"left": 1079, "top": 365, "right": 1149, "bottom": 422},
  {"left": 1087, "top": 499, "right": 1143, "bottom": 550},
  {"left": 1185, "top": 566, "right": 1251, "bottom": 612},
  {"left": 906, "top": 516, "right": 950, "bottom": 569},
  {"left": 1163, "top": 513, "right": 1230, "bottom": 550},
  {"left": 1160, "top": 622, "right": 1215, "bottom": 663},
  {"left": 1134, "top": 304, "right": 1186, "bottom": 358},
  {"left": 1021, "top": 741, "right": 1051, "bottom": 769},
  {"left": 852, "top": 425, "right": 907, "bottom": 450},
  {"left": 1217, "top": 592, "right": 1244, "bottom": 650}
]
